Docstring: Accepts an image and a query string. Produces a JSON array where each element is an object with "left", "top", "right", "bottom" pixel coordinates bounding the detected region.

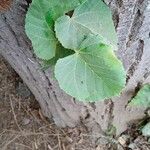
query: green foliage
[
  {"left": 130, "top": 84, "right": 150, "bottom": 107},
  {"left": 42, "top": 43, "right": 74, "bottom": 68},
  {"left": 25, "top": 0, "right": 57, "bottom": 60},
  {"left": 55, "top": 35, "right": 125, "bottom": 101},
  {"left": 25, "top": 0, "right": 126, "bottom": 102},
  {"left": 25, "top": 0, "right": 85, "bottom": 60},
  {"left": 55, "top": 0, "right": 117, "bottom": 50},
  {"left": 142, "top": 122, "right": 150, "bottom": 137},
  {"left": 129, "top": 84, "right": 150, "bottom": 137}
]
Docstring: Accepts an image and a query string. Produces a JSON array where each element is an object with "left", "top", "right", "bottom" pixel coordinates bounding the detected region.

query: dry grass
[
  {"left": 0, "top": 95, "right": 65, "bottom": 150},
  {"left": 0, "top": 57, "right": 96, "bottom": 150},
  {"left": 0, "top": 93, "right": 93, "bottom": 150}
]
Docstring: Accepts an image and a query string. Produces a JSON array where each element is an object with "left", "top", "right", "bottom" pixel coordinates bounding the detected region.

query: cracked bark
[{"left": 0, "top": 0, "right": 150, "bottom": 136}]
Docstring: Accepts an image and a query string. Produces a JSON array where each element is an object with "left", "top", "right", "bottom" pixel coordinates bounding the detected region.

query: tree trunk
[{"left": 0, "top": 0, "right": 150, "bottom": 136}]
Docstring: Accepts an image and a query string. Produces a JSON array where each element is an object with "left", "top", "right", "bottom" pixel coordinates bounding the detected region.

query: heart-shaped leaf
[
  {"left": 55, "top": 35, "right": 125, "bottom": 101},
  {"left": 25, "top": 0, "right": 57, "bottom": 60},
  {"left": 55, "top": 0, "right": 117, "bottom": 50},
  {"left": 25, "top": 0, "right": 85, "bottom": 60},
  {"left": 130, "top": 84, "right": 150, "bottom": 107}
]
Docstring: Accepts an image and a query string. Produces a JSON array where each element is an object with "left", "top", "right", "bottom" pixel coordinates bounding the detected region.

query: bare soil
[{"left": 0, "top": 56, "right": 150, "bottom": 150}]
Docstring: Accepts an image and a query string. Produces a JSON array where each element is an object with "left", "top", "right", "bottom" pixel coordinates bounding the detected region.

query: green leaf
[
  {"left": 25, "top": 0, "right": 87, "bottom": 60},
  {"left": 25, "top": 0, "right": 57, "bottom": 60},
  {"left": 48, "top": 0, "right": 86, "bottom": 20},
  {"left": 55, "top": 0, "right": 117, "bottom": 50},
  {"left": 42, "top": 43, "right": 74, "bottom": 68},
  {"left": 130, "top": 84, "right": 150, "bottom": 107},
  {"left": 55, "top": 37, "right": 125, "bottom": 102},
  {"left": 142, "top": 122, "right": 150, "bottom": 137}
]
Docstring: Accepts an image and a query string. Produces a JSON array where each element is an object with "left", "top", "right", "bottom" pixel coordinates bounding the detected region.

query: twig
[
  {"left": 15, "top": 143, "right": 33, "bottom": 150},
  {"left": 1, "top": 135, "right": 20, "bottom": 150},
  {"left": 5, "top": 129, "right": 61, "bottom": 136},
  {"left": 9, "top": 95, "right": 23, "bottom": 132},
  {"left": 57, "top": 133, "right": 62, "bottom": 150}
]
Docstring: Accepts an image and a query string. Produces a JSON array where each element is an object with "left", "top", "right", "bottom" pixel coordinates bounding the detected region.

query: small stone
[
  {"left": 96, "top": 145, "right": 104, "bottom": 150},
  {"left": 66, "top": 136, "right": 73, "bottom": 143},
  {"left": 117, "top": 144, "right": 124, "bottom": 150},
  {"left": 22, "top": 118, "right": 30, "bottom": 125},
  {"left": 128, "top": 143, "right": 137, "bottom": 149},
  {"left": 147, "top": 109, "right": 150, "bottom": 117},
  {"left": 97, "top": 138, "right": 109, "bottom": 145},
  {"left": 16, "top": 82, "right": 32, "bottom": 98},
  {"left": 118, "top": 135, "right": 130, "bottom": 146}
]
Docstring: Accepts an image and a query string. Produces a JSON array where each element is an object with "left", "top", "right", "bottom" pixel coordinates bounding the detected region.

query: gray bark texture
[{"left": 0, "top": 0, "right": 150, "bottom": 136}]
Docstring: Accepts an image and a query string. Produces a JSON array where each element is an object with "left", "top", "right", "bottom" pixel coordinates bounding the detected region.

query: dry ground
[
  {"left": 0, "top": 56, "right": 150, "bottom": 150},
  {"left": 0, "top": 56, "right": 95, "bottom": 150}
]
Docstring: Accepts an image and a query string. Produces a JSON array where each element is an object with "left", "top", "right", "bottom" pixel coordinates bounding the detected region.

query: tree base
[{"left": 0, "top": 0, "right": 150, "bottom": 136}]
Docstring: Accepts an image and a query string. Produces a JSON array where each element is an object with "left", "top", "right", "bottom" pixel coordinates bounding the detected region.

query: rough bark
[{"left": 0, "top": 0, "right": 150, "bottom": 136}]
